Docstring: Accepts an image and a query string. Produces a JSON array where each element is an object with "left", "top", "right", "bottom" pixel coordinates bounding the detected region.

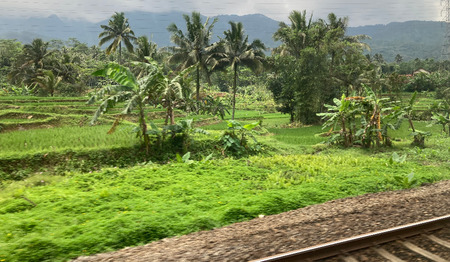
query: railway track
[{"left": 253, "top": 214, "right": 450, "bottom": 262}]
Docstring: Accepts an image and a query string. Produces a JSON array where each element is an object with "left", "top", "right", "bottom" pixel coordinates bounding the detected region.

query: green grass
[
  {"left": 267, "top": 126, "right": 326, "bottom": 146},
  {"left": 0, "top": 125, "right": 139, "bottom": 158},
  {"left": 0, "top": 96, "right": 88, "bottom": 101},
  {"left": 1, "top": 153, "right": 448, "bottom": 262},
  {"left": 201, "top": 112, "right": 289, "bottom": 131},
  {"left": 389, "top": 120, "right": 442, "bottom": 139}
]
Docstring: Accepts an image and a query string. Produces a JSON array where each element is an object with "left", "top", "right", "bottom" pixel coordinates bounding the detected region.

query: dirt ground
[{"left": 73, "top": 180, "right": 450, "bottom": 262}]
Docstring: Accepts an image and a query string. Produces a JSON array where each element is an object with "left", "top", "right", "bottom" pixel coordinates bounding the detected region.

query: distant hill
[
  {"left": 0, "top": 12, "right": 279, "bottom": 48},
  {"left": 0, "top": 12, "right": 446, "bottom": 61},
  {"left": 347, "top": 21, "right": 446, "bottom": 62}
]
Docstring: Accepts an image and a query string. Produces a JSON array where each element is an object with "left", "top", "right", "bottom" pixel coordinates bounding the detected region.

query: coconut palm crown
[
  {"left": 99, "top": 12, "right": 137, "bottom": 64},
  {"left": 167, "top": 11, "right": 218, "bottom": 101}
]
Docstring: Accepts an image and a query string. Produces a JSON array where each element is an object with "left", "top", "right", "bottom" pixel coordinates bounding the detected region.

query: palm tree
[
  {"left": 273, "top": 10, "right": 313, "bottom": 58},
  {"left": 22, "top": 38, "right": 51, "bottom": 69},
  {"left": 8, "top": 38, "right": 51, "bottom": 85},
  {"left": 98, "top": 12, "right": 136, "bottom": 64},
  {"left": 133, "top": 36, "right": 159, "bottom": 63},
  {"left": 32, "top": 70, "right": 62, "bottom": 97},
  {"left": 213, "top": 21, "right": 266, "bottom": 119},
  {"left": 167, "top": 11, "right": 218, "bottom": 101}
]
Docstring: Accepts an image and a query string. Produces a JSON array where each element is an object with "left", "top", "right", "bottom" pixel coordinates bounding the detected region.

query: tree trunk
[
  {"left": 232, "top": 65, "right": 238, "bottom": 120},
  {"left": 164, "top": 111, "right": 169, "bottom": 125},
  {"left": 408, "top": 117, "right": 416, "bottom": 133},
  {"left": 205, "top": 70, "right": 212, "bottom": 86},
  {"left": 169, "top": 101, "right": 175, "bottom": 125},
  {"left": 341, "top": 116, "right": 348, "bottom": 147},
  {"left": 139, "top": 105, "right": 149, "bottom": 155},
  {"left": 119, "top": 43, "right": 122, "bottom": 64},
  {"left": 196, "top": 65, "right": 200, "bottom": 101}
]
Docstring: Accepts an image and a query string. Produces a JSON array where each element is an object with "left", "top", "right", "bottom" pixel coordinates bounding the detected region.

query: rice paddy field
[{"left": 0, "top": 94, "right": 449, "bottom": 262}]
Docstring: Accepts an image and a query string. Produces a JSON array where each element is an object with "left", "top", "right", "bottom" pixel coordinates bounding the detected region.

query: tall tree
[
  {"left": 99, "top": 12, "right": 136, "bottom": 64},
  {"left": 273, "top": 10, "right": 313, "bottom": 58},
  {"left": 213, "top": 21, "right": 265, "bottom": 119},
  {"left": 269, "top": 11, "right": 371, "bottom": 124},
  {"left": 0, "top": 39, "right": 22, "bottom": 86},
  {"left": 395, "top": 54, "right": 403, "bottom": 64},
  {"left": 167, "top": 11, "right": 218, "bottom": 101},
  {"left": 22, "top": 38, "right": 51, "bottom": 70},
  {"left": 0, "top": 39, "right": 22, "bottom": 68},
  {"left": 133, "top": 36, "right": 159, "bottom": 63},
  {"left": 32, "top": 70, "right": 62, "bottom": 97},
  {"left": 8, "top": 38, "right": 51, "bottom": 86}
]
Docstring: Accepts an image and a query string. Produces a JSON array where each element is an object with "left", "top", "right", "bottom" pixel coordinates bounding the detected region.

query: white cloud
[{"left": 0, "top": 0, "right": 443, "bottom": 25}]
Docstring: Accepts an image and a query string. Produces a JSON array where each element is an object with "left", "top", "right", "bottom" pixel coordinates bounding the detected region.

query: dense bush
[{"left": 404, "top": 72, "right": 440, "bottom": 92}]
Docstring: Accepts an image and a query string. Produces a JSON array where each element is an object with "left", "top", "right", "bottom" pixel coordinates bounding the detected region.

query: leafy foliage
[
  {"left": 394, "top": 172, "right": 419, "bottom": 189},
  {"left": 318, "top": 85, "right": 400, "bottom": 147},
  {"left": 389, "top": 152, "right": 407, "bottom": 164},
  {"left": 401, "top": 92, "right": 432, "bottom": 147},
  {"left": 428, "top": 101, "right": 450, "bottom": 136},
  {"left": 89, "top": 61, "right": 194, "bottom": 153},
  {"left": 268, "top": 10, "right": 370, "bottom": 124},
  {"left": 220, "top": 120, "right": 261, "bottom": 157},
  {"left": 198, "top": 95, "right": 230, "bottom": 120}
]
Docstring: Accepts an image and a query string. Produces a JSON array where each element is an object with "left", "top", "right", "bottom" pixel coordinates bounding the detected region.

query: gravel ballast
[{"left": 73, "top": 180, "right": 450, "bottom": 262}]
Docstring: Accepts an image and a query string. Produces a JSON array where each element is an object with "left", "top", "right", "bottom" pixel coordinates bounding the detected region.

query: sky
[{"left": 0, "top": 0, "right": 445, "bottom": 26}]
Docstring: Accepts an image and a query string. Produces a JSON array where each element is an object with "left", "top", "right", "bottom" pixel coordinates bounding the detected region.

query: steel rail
[{"left": 252, "top": 214, "right": 450, "bottom": 262}]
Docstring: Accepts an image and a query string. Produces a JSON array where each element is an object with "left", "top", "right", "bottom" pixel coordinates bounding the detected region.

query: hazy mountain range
[{"left": 0, "top": 11, "right": 446, "bottom": 62}]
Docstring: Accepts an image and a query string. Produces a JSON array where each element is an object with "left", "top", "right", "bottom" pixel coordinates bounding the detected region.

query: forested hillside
[
  {"left": 347, "top": 21, "right": 446, "bottom": 61},
  {"left": 0, "top": 12, "right": 446, "bottom": 61}
]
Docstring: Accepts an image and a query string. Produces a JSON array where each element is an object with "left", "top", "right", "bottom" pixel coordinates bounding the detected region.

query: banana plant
[
  {"left": 32, "top": 70, "right": 62, "bottom": 97},
  {"left": 220, "top": 120, "right": 261, "bottom": 156},
  {"left": 89, "top": 61, "right": 196, "bottom": 154},
  {"left": 88, "top": 61, "right": 161, "bottom": 153},
  {"left": 428, "top": 101, "right": 450, "bottom": 136},
  {"left": 400, "top": 92, "right": 431, "bottom": 147},
  {"left": 318, "top": 85, "right": 398, "bottom": 148},
  {"left": 358, "top": 85, "right": 394, "bottom": 147},
  {"left": 317, "top": 93, "right": 359, "bottom": 147}
]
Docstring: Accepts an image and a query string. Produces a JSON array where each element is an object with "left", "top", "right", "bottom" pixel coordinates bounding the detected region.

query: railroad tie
[
  {"left": 339, "top": 254, "right": 359, "bottom": 262},
  {"left": 426, "top": 234, "right": 450, "bottom": 249},
  {"left": 372, "top": 247, "right": 406, "bottom": 262},
  {"left": 400, "top": 240, "right": 448, "bottom": 262}
]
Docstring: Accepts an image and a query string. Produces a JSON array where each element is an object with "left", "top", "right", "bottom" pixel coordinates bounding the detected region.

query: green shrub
[{"left": 220, "top": 120, "right": 262, "bottom": 157}]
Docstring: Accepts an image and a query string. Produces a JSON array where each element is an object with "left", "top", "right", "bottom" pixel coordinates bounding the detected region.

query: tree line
[{"left": 0, "top": 10, "right": 449, "bottom": 125}]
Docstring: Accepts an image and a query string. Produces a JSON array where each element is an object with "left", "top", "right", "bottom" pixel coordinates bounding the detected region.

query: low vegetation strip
[
  {"left": 0, "top": 153, "right": 448, "bottom": 262},
  {"left": 0, "top": 125, "right": 139, "bottom": 157}
]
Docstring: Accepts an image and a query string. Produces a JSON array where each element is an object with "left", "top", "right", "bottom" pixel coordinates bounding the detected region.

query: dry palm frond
[{"left": 107, "top": 115, "right": 123, "bottom": 134}]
